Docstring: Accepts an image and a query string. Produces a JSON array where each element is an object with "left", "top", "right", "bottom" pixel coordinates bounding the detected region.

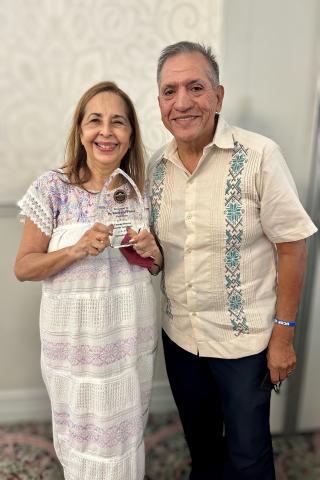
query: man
[{"left": 148, "top": 41, "right": 317, "bottom": 480}]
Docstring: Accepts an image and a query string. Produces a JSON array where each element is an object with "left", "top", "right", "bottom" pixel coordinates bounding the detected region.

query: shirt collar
[
  {"left": 163, "top": 115, "right": 234, "bottom": 162},
  {"left": 205, "top": 115, "right": 234, "bottom": 150}
]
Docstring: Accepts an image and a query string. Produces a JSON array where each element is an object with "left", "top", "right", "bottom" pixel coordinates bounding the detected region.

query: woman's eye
[{"left": 89, "top": 118, "right": 99, "bottom": 123}]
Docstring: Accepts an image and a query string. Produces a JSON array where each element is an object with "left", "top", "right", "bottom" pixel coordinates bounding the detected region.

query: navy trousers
[{"left": 162, "top": 330, "right": 276, "bottom": 480}]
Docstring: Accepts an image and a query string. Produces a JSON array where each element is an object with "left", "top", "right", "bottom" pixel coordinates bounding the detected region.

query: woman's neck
[{"left": 84, "top": 163, "right": 119, "bottom": 191}]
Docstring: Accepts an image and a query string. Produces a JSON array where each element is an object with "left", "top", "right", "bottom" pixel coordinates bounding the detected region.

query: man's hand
[{"left": 267, "top": 325, "right": 296, "bottom": 383}]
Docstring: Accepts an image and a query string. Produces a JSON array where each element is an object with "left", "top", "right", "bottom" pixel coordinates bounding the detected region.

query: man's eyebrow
[
  {"left": 161, "top": 78, "right": 205, "bottom": 89},
  {"left": 161, "top": 82, "right": 176, "bottom": 90},
  {"left": 188, "top": 79, "right": 204, "bottom": 85}
]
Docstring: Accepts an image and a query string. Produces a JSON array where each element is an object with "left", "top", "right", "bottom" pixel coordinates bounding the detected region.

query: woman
[{"left": 14, "top": 81, "right": 162, "bottom": 480}]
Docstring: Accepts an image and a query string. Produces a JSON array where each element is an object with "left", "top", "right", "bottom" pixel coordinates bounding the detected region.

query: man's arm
[{"left": 267, "top": 239, "right": 307, "bottom": 383}]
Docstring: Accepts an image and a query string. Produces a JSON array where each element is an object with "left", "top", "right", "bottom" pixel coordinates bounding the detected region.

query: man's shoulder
[
  {"left": 147, "top": 144, "right": 169, "bottom": 177},
  {"left": 230, "top": 123, "right": 279, "bottom": 155}
]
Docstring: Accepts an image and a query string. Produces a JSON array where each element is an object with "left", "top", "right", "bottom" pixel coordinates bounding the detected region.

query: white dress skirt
[{"left": 18, "top": 171, "right": 157, "bottom": 480}]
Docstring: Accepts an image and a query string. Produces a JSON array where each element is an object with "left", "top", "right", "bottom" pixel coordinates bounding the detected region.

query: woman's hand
[
  {"left": 14, "top": 219, "right": 114, "bottom": 282},
  {"left": 127, "top": 228, "right": 163, "bottom": 274},
  {"left": 70, "top": 223, "right": 114, "bottom": 259}
]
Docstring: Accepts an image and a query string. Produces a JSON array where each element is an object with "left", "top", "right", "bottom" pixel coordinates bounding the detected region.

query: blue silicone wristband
[{"left": 274, "top": 318, "right": 296, "bottom": 327}]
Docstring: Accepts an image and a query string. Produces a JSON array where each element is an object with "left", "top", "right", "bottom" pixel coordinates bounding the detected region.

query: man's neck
[
  {"left": 177, "top": 146, "right": 204, "bottom": 174},
  {"left": 176, "top": 115, "right": 219, "bottom": 174}
]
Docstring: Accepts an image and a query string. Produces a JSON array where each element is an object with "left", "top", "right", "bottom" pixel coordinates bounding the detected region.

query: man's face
[{"left": 158, "top": 52, "right": 224, "bottom": 150}]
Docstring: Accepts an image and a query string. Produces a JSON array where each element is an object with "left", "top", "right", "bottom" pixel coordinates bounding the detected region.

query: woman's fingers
[
  {"left": 79, "top": 223, "right": 114, "bottom": 256},
  {"left": 92, "top": 223, "right": 114, "bottom": 235},
  {"left": 131, "top": 229, "right": 157, "bottom": 258}
]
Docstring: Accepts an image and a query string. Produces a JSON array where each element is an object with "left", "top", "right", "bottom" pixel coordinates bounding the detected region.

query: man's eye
[
  {"left": 163, "top": 89, "right": 174, "bottom": 97},
  {"left": 191, "top": 85, "right": 203, "bottom": 92}
]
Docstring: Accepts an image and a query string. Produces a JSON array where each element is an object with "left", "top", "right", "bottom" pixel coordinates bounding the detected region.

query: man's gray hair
[{"left": 157, "top": 41, "right": 220, "bottom": 87}]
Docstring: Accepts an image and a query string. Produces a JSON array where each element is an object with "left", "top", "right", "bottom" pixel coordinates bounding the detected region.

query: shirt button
[
  {"left": 186, "top": 213, "right": 192, "bottom": 220},
  {"left": 186, "top": 248, "right": 192, "bottom": 254},
  {"left": 187, "top": 283, "right": 192, "bottom": 288}
]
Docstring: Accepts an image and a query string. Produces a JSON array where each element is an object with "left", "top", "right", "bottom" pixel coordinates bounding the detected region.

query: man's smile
[{"left": 171, "top": 115, "right": 200, "bottom": 123}]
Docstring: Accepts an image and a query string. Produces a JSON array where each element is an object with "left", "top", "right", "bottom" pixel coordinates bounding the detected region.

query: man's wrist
[
  {"left": 274, "top": 318, "right": 296, "bottom": 327},
  {"left": 271, "top": 320, "right": 295, "bottom": 344}
]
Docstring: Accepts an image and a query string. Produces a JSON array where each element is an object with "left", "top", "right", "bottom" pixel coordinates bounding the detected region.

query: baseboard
[
  {"left": 0, "top": 383, "right": 284, "bottom": 433},
  {"left": 0, "top": 389, "right": 51, "bottom": 423},
  {"left": 150, "top": 380, "right": 176, "bottom": 413},
  {"left": 0, "top": 204, "right": 18, "bottom": 217},
  {"left": 0, "top": 381, "right": 176, "bottom": 423}
]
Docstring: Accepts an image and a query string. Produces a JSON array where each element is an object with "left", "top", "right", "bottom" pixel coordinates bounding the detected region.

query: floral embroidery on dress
[
  {"left": 225, "top": 141, "right": 250, "bottom": 336},
  {"left": 19, "top": 170, "right": 150, "bottom": 236},
  {"left": 42, "top": 326, "right": 155, "bottom": 367},
  {"left": 54, "top": 411, "right": 143, "bottom": 449},
  {"left": 18, "top": 170, "right": 99, "bottom": 233}
]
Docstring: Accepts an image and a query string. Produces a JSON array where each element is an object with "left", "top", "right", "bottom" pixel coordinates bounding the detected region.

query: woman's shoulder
[
  {"left": 31, "top": 168, "right": 72, "bottom": 193},
  {"left": 35, "top": 168, "right": 66, "bottom": 184}
]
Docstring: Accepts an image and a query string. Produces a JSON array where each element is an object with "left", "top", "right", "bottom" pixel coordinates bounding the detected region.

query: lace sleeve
[{"left": 17, "top": 175, "right": 54, "bottom": 236}]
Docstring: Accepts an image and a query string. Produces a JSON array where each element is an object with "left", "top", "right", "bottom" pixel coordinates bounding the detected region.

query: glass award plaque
[{"left": 95, "top": 168, "right": 147, "bottom": 248}]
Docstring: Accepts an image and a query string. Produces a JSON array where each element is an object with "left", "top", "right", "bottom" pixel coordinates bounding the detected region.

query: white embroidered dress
[{"left": 18, "top": 170, "right": 157, "bottom": 480}]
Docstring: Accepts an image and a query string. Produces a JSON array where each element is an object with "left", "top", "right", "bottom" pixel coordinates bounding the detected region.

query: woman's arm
[{"left": 14, "top": 219, "right": 113, "bottom": 281}]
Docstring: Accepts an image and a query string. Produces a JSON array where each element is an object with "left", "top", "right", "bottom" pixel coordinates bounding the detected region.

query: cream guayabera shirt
[{"left": 148, "top": 116, "right": 317, "bottom": 359}]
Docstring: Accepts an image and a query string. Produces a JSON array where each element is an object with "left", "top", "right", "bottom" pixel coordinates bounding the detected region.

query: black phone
[{"left": 260, "top": 371, "right": 281, "bottom": 393}]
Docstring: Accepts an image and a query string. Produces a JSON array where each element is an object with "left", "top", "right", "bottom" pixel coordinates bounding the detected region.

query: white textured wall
[{"left": 0, "top": 0, "right": 222, "bottom": 204}]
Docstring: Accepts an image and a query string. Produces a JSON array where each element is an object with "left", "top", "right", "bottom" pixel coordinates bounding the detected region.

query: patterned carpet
[{"left": 0, "top": 412, "right": 319, "bottom": 479}]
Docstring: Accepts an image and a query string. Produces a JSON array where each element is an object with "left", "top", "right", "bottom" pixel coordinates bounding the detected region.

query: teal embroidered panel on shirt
[
  {"left": 150, "top": 158, "right": 167, "bottom": 236},
  {"left": 161, "top": 275, "right": 173, "bottom": 320},
  {"left": 150, "top": 158, "right": 173, "bottom": 319},
  {"left": 225, "top": 141, "right": 250, "bottom": 336}
]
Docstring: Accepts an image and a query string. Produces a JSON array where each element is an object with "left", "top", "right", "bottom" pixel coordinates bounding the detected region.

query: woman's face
[{"left": 80, "top": 91, "right": 132, "bottom": 175}]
